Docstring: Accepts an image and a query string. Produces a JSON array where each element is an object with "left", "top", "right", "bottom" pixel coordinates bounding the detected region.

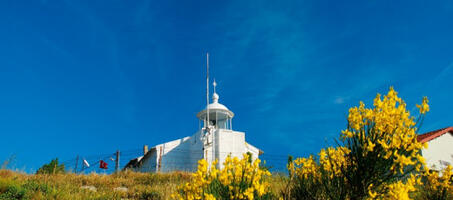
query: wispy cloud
[{"left": 334, "top": 96, "right": 347, "bottom": 104}]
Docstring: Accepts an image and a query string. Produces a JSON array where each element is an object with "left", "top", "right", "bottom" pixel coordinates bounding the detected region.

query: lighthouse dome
[{"left": 196, "top": 92, "right": 234, "bottom": 120}]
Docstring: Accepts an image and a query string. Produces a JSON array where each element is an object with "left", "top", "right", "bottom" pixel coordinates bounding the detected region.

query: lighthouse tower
[
  {"left": 124, "top": 59, "right": 261, "bottom": 172},
  {"left": 196, "top": 81, "right": 260, "bottom": 168},
  {"left": 197, "top": 81, "right": 234, "bottom": 131}
]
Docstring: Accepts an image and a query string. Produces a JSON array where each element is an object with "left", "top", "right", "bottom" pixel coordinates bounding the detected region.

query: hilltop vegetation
[
  {"left": 0, "top": 170, "right": 287, "bottom": 200},
  {"left": 35, "top": 159, "right": 66, "bottom": 175},
  {"left": 0, "top": 170, "right": 189, "bottom": 200}
]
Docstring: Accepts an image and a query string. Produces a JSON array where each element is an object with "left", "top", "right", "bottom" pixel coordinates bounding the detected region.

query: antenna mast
[{"left": 206, "top": 53, "right": 210, "bottom": 129}]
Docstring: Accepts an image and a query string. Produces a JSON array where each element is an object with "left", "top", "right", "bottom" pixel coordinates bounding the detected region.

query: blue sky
[{"left": 0, "top": 0, "right": 452, "bottom": 172}]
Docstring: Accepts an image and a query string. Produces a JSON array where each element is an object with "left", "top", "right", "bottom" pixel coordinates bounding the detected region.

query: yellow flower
[
  {"left": 173, "top": 154, "right": 271, "bottom": 199},
  {"left": 368, "top": 184, "right": 377, "bottom": 199},
  {"left": 204, "top": 193, "right": 216, "bottom": 200},
  {"left": 366, "top": 141, "right": 376, "bottom": 152},
  {"left": 341, "top": 130, "right": 354, "bottom": 139},
  {"left": 384, "top": 180, "right": 415, "bottom": 200},
  {"left": 422, "top": 141, "right": 428, "bottom": 149},
  {"left": 288, "top": 87, "right": 430, "bottom": 200},
  {"left": 416, "top": 96, "right": 429, "bottom": 114},
  {"left": 244, "top": 187, "right": 254, "bottom": 200}
]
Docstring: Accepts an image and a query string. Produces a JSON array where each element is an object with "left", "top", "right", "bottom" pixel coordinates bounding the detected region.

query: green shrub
[
  {"left": 22, "top": 180, "right": 51, "bottom": 194},
  {"left": 0, "top": 184, "right": 26, "bottom": 199},
  {"left": 141, "top": 191, "right": 161, "bottom": 200},
  {"left": 36, "top": 158, "right": 66, "bottom": 174}
]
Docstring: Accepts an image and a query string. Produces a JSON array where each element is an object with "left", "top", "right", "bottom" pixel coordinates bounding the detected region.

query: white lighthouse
[
  {"left": 195, "top": 81, "right": 261, "bottom": 169},
  {"left": 124, "top": 62, "right": 262, "bottom": 172}
]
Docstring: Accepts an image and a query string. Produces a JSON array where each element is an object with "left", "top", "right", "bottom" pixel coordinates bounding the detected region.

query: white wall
[
  {"left": 422, "top": 132, "right": 453, "bottom": 171},
  {"left": 159, "top": 136, "right": 194, "bottom": 172},
  {"left": 189, "top": 130, "right": 205, "bottom": 171},
  {"left": 215, "top": 129, "right": 247, "bottom": 169},
  {"left": 245, "top": 142, "right": 260, "bottom": 160},
  {"left": 136, "top": 129, "right": 261, "bottom": 172}
]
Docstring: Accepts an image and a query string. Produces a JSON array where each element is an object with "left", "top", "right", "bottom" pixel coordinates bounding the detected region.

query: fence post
[
  {"left": 115, "top": 150, "right": 120, "bottom": 173},
  {"left": 75, "top": 155, "right": 79, "bottom": 174}
]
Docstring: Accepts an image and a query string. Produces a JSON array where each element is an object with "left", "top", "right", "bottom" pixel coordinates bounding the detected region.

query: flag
[
  {"left": 100, "top": 160, "right": 108, "bottom": 169},
  {"left": 83, "top": 159, "right": 90, "bottom": 168}
]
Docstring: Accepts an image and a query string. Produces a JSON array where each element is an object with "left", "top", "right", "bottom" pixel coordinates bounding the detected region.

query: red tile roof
[{"left": 417, "top": 127, "right": 453, "bottom": 143}]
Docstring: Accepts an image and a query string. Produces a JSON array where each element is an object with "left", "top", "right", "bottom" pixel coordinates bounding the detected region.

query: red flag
[{"left": 99, "top": 160, "right": 108, "bottom": 169}]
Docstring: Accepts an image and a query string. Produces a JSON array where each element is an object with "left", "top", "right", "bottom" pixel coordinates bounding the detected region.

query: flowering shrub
[
  {"left": 287, "top": 87, "right": 429, "bottom": 200},
  {"left": 377, "top": 174, "right": 420, "bottom": 200},
  {"left": 172, "top": 153, "right": 274, "bottom": 200},
  {"left": 287, "top": 147, "right": 352, "bottom": 200},
  {"left": 417, "top": 166, "right": 453, "bottom": 200}
]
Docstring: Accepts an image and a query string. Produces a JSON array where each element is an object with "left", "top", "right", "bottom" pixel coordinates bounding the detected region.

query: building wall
[
  {"left": 245, "top": 142, "right": 260, "bottom": 160},
  {"left": 138, "top": 149, "right": 157, "bottom": 173},
  {"left": 135, "top": 129, "right": 261, "bottom": 172},
  {"left": 422, "top": 132, "right": 453, "bottom": 171},
  {"left": 159, "top": 136, "right": 194, "bottom": 172},
  {"left": 135, "top": 132, "right": 204, "bottom": 172},
  {"left": 189, "top": 130, "right": 205, "bottom": 171},
  {"left": 215, "top": 129, "right": 257, "bottom": 169}
]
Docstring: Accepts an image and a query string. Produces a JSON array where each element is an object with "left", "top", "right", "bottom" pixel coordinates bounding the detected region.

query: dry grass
[
  {"left": 0, "top": 170, "right": 286, "bottom": 199},
  {"left": 0, "top": 170, "right": 191, "bottom": 199}
]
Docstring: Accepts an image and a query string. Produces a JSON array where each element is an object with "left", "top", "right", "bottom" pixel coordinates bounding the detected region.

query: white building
[
  {"left": 124, "top": 83, "right": 262, "bottom": 172},
  {"left": 417, "top": 127, "right": 453, "bottom": 171}
]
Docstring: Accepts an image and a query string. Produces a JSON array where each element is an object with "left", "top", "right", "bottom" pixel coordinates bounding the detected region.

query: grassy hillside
[{"left": 0, "top": 170, "right": 287, "bottom": 200}]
